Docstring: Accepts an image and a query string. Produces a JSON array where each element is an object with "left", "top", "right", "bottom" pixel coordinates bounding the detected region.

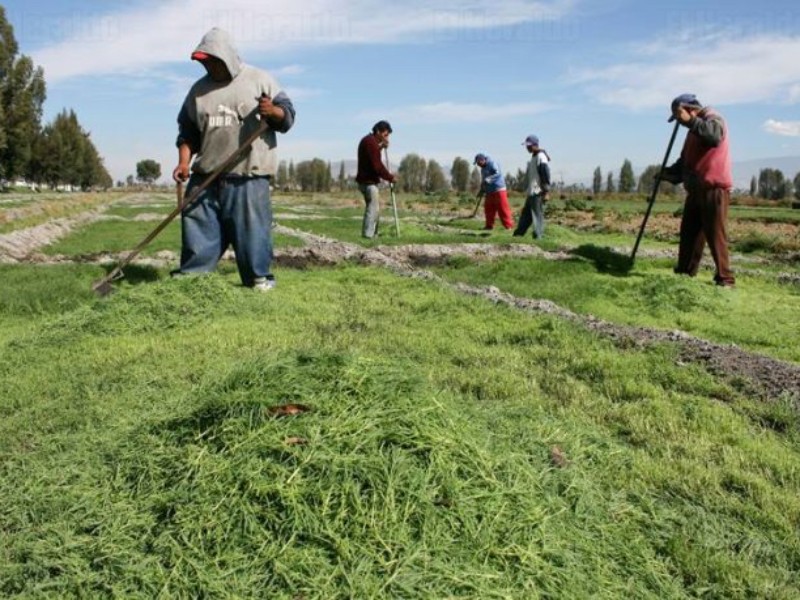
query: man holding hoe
[
  {"left": 172, "top": 28, "right": 295, "bottom": 291},
  {"left": 474, "top": 153, "right": 514, "bottom": 231},
  {"left": 356, "top": 120, "right": 396, "bottom": 239},
  {"left": 661, "top": 93, "right": 735, "bottom": 287}
]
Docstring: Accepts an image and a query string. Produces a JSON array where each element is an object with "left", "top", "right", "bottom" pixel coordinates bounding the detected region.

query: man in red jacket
[
  {"left": 356, "top": 121, "right": 396, "bottom": 238},
  {"left": 662, "top": 94, "right": 735, "bottom": 287}
]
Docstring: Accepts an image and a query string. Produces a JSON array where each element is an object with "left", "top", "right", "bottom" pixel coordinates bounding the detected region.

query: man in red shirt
[
  {"left": 662, "top": 93, "right": 735, "bottom": 287},
  {"left": 356, "top": 121, "right": 396, "bottom": 238}
]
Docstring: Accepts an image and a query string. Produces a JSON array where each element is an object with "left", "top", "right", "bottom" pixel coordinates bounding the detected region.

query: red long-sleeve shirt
[{"left": 356, "top": 133, "right": 394, "bottom": 185}]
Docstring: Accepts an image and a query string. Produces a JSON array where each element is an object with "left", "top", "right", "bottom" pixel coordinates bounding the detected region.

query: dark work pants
[
  {"left": 675, "top": 186, "right": 735, "bottom": 286},
  {"left": 514, "top": 194, "right": 545, "bottom": 238},
  {"left": 179, "top": 175, "right": 273, "bottom": 287}
]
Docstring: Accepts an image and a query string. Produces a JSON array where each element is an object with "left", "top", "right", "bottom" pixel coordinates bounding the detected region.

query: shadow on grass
[
  {"left": 571, "top": 244, "right": 633, "bottom": 276},
  {"left": 97, "top": 263, "right": 163, "bottom": 286}
]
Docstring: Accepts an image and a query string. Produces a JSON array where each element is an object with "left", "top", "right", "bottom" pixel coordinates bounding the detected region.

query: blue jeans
[
  {"left": 514, "top": 194, "right": 545, "bottom": 239},
  {"left": 359, "top": 183, "right": 380, "bottom": 238},
  {"left": 179, "top": 175, "right": 273, "bottom": 286}
]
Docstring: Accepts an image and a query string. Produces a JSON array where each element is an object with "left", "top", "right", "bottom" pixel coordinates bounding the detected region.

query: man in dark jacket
[{"left": 356, "top": 121, "right": 396, "bottom": 238}]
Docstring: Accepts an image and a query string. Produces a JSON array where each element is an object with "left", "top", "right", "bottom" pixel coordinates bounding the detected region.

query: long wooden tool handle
[
  {"left": 97, "top": 120, "right": 270, "bottom": 286},
  {"left": 630, "top": 121, "right": 681, "bottom": 264}
]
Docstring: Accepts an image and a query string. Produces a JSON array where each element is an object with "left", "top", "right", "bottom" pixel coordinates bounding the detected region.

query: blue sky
[{"left": 5, "top": 0, "right": 800, "bottom": 187}]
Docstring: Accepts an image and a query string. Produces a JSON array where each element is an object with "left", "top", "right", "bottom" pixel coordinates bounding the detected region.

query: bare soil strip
[{"left": 0, "top": 209, "right": 109, "bottom": 263}]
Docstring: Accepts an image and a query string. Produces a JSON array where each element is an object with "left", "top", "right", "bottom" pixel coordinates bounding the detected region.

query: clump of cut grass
[
  {"left": 11, "top": 274, "right": 244, "bottom": 349},
  {"left": 3, "top": 240, "right": 800, "bottom": 597},
  {"left": 637, "top": 274, "right": 722, "bottom": 314},
  {"left": 0, "top": 264, "right": 104, "bottom": 318},
  {"left": 0, "top": 351, "right": 571, "bottom": 597},
  {"left": 733, "top": 232, "right": 782, "bottom": 254}
]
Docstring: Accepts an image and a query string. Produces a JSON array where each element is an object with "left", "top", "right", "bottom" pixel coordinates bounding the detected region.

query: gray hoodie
[{"left": 176, "top": 28, "right": 295, "bottom": 177}]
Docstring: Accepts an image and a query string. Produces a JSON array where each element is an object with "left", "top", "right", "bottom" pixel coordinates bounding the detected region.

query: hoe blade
[{"left": 92, "top": 268, "right": 124, "bottom": 297}]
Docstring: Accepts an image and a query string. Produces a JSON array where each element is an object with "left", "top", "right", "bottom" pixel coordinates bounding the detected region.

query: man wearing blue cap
[
  {"left": 474, "top": 153, "right": 514, "bottom": 230},
  {"left": 513, "top": 134, "right": 551, "bottom": 239},
  {"left": 662, "top": 94, "right": 735, "bottom": 287}
]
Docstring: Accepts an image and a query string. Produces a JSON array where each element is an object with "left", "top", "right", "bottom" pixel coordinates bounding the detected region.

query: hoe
[
  {"left": 630, "top": 121, "right": 680, "bottom": 265},
  {"left": 469, "top": 190, "right": 485, "bottom": 219},
  {"left": 383, "top": 147, "right": 401, "bottom": 236},
  {"left": 92, "top": 121, "right": 269, "bottom": 296}
]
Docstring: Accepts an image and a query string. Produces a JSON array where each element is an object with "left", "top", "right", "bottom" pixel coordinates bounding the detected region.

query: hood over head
[{"left": 192, "top": 28, "right": 243, "bottom": 79}]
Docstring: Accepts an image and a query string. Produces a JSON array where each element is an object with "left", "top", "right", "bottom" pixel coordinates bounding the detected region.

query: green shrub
[{"left": 565, "top": 198, "right": 588, "bottom": 211}]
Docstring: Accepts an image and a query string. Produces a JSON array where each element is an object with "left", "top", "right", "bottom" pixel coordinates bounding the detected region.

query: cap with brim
[
  {"left": 523, "top": 134, "right": 540, "bottom": 147},
  {"left": 474, "top": 153, "right": 487, "bottom": 165},
  {"left": 191, "top": 51, "right": 211, "bottom": 61},
  {"left": 668, "top": 93, "right": 702, "bottom": 122}
]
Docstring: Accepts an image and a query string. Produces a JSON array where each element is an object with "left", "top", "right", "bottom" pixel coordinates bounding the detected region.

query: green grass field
[{"left": 1, "top": 190, "right": 798, "bottom": 597}]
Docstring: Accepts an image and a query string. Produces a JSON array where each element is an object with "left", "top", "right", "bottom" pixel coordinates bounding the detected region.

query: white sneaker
[{"left": 253, "top": 278, "right": 276, "bottom": 292}]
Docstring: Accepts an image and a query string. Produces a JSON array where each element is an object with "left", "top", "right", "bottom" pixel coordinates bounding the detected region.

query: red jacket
[
  {"left": 681, "top": 108, "right": 732, "bottom": 190},
  {"left": 356, "top": 134, "right": 394, "bottom": 185}
]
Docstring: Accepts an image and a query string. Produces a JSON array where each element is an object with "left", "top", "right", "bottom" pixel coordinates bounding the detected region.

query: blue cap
[
  {"left": 668, "top": 93, "right": 702, "bottom": 121},
  {"left": 523, "top": 134, "right": 539, "bottom": 147},
  {"left": 474, "top": 153, "right": 487, "bottom": 164}
]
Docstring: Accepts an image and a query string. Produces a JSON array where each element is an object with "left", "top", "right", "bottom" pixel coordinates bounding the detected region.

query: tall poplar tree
[
  {"left": 592, "top": 166, "right": 602, "bottom": 195},
  {"left": 425, "top": 159, "right": 447, "bottom": 193},
  {"left": 0, "top": 7, "right": 46, "bottom": 180},
  {"left": 450, "top": 157, "right": 470, "bottom": 192},
  {"left": 618, "top": 159, "right": 635, "bottom": 193}
]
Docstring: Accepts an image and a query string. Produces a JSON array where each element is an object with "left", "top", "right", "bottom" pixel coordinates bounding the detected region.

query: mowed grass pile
[{"left": 2, "top": 267, "right": 800, "bottom": 597}]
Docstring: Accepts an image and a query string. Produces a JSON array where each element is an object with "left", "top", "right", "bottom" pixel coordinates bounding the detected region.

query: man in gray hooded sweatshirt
[{"left": 172, "top": 28, "right": 295, "bottom": 291}]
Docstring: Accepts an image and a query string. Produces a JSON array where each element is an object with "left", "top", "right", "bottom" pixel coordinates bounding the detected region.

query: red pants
[
  {"left": 484, "top": 190, "right": 514, "bottom": 229},
  {"left": 676, "top": 186, "right": 735, "bottom": 286}
]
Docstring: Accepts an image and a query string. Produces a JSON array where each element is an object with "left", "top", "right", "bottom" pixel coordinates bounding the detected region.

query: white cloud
[
  {"left": 570, "top": 30, "right": 800, "bottom": 109},
  {"left": 30, "top": 0, "right": 574, "bottom": 82},
  {"left": 273, "top": 64, "right": 306, "bottom": 77},
  {"left": 763, "top": 119, "right": 800, "bottom": 137}
]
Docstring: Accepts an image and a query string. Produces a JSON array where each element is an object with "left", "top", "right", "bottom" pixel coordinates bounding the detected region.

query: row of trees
[
  {"left": 268, "top": 155, "right": 484, "bottom": 194},
  {"left": 0, "top": 8, "right": 111, "bottom": 189},
  {"left": 134, "top": 152, "right": 800, "bottom": 201},
  {"left": 590, "top": 160, "right": 679, "bottom": 196},
  {"left": 592, "top": 159, "right": 800, "bottom": 200},
  {"left": 749, "top": 169, "right": 800, "bottom": 201}
]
